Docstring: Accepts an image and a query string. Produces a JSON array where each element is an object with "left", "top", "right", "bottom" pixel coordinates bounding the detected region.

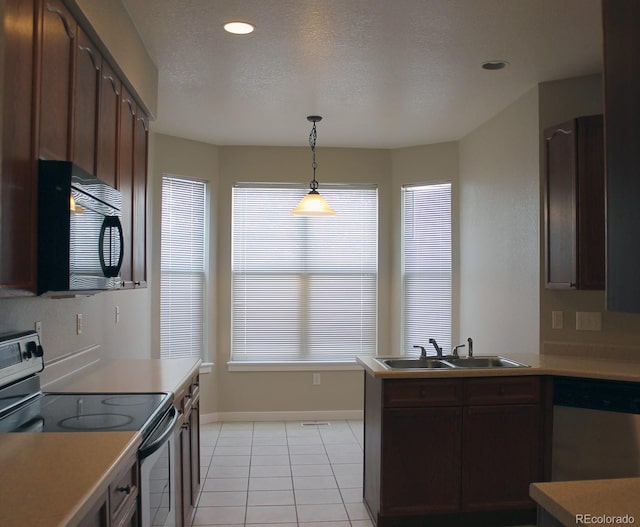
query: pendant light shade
[{"left": 291, "top": 115, "right": 336, "bottom": 216}]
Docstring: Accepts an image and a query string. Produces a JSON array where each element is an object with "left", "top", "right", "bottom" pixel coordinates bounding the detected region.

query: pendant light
[{"left": 291, "top": 115, "right": 336, "bottom": 216}]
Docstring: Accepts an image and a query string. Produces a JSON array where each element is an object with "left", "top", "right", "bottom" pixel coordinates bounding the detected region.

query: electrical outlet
[
  {"left": 115, "top": 306, "right": 120, "bottom": 324},
  {"left": 35, "top": 321, "right": 42, "bottom": 336},
  {"left": 312, "top": 373, "right": 321, "bottom": 385},
  {"left": 76, "top": 313, "right": 83, "bottom": 335},
  {"left": 576, "top": 311, "right": 601, "bottom": 331},
  {"left": 552, "top": 311, "right": 563, "bottom": 329}
]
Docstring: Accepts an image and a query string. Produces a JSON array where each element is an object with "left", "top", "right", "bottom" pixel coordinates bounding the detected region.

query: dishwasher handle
[{"left": 138, "top": 405, "right": 178, "bottom": 460}]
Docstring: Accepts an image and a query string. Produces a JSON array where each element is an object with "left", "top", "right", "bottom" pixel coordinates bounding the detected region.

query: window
[
  {"left": 160, "top": 176, "right": 207, "bottom": 359},
  {"left": 231, "top": 184, "right": 378, "bottom": 364},
  {"left": 402, "top": 183, "right": 452, "bottom": 356}
]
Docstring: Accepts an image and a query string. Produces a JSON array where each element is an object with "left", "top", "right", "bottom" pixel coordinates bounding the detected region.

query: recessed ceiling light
[
  {"left": 481, "top": 60, "right": 509, "bottom": 71},
  {"left": 223, "top": 21, "right": 255, "bottom": 35}
]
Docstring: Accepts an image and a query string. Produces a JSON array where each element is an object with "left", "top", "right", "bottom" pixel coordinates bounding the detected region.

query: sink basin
[
  {"left": 382, "top": 358, "right": 453, "bottom": 369},
  {"left": 442, "top": 356, "right": 529, "bottom": 368},
  {"left": 378, "top": 355, "right": 530, "bottom": 370}
]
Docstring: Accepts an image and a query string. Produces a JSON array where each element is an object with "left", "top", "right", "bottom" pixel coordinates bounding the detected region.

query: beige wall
[
  {"left": 149, "top": 133, "right": 219, "bottom": 414},
  {"left": 215, "top": 146, "right": 392, "bottom": 415},
  {"left": 538, "top": 75, "right": 640, "bottom": 350},
  {"left": 458, "top": 87, "right": 541, "bottom": 355},
  {"left": 390, "top": 142, "right": 460, "bottom": 353}
]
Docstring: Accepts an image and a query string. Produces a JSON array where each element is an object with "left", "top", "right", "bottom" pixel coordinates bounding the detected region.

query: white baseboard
[{"left": 200, "top": 409, "right": 363, "bottom": 424}]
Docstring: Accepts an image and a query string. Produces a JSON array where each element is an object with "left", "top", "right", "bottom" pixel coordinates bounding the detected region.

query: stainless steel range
[{"left": 0, "top": 331, "right": 179, "bottom": 527}]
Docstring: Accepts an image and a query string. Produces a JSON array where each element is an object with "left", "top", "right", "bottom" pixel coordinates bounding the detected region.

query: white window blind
[
  {"left": 160, "top": 176, "right": 207, "bottom": 359},
  {"left": 231, "top": 184, "right": 378, "bottom": 363},
  {"left": 402, "top": 183, "right": 452, "bottom": 356}
]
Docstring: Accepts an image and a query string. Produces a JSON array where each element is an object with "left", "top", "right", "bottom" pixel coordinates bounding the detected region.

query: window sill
[{"left": 226, "top": 361, "right": 364, "bottom": 372}]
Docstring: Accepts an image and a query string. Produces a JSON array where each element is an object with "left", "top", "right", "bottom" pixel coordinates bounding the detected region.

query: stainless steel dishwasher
[{"left": 552, "top": 376, "right": 640, "bottom": 481}]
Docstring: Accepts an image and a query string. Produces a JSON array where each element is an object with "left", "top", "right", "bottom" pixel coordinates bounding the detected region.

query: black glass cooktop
[{"left": 0, "top": 392, "right": 172, "bottom": 435}]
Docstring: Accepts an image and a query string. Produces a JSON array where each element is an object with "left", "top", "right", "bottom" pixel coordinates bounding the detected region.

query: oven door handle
[{"left": 138, "top": 406, "right": 178, "bottom": 460}]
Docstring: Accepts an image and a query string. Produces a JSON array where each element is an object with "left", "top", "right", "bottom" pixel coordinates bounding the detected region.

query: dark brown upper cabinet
[
  {"left": 544, "top": 114, "right": 605, "bottom": 290},
  {"left": 96, "top": 61, "right": 121, "bottom": 188},
  {"left": 132, "top": 109, "right": 149, "bottom": 288},
  {"left": 72, "top": 26, "right": 101, "bottom": 176},
  {"left": 37, "top": 0, "right": 76, "bottom": 161},
  {"left": 118, "top": 86, "right": 136, "bottom": 287},
  {"left": 0, "top": 0, "right": 37, "bottom": 295},
  {"left": 603, "top": 0, "right": 640, "bottom": 313}
]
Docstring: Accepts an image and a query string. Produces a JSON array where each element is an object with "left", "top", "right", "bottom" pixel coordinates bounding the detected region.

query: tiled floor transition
[{"left": 195, "top": 420, "right": 372, "bottom": 526}]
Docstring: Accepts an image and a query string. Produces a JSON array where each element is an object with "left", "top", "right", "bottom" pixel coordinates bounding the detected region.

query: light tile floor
[{"left": 195, "top": 420, "right": 373, "bottom": 527}]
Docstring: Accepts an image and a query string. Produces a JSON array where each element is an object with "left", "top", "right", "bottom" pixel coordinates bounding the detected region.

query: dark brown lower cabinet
[
  {"left": 77, "top": 454, "right": 138, "bottom": 527},
  {"left": 382, "top": 407, "right": 462, "bottom": 515},
  {"left": 364, "top": 374, "right": 550, "bottom": 527},
  {"left": 176, "top": 374, "right": 201, "bottom": 527},
  {"left": 461, "top": 404, "right": 541, "bottom": 511}
]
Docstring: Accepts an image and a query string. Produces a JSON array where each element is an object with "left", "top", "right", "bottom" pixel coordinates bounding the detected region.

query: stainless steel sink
[
  {"left": 382, "top": 358, "right": 453, "bottom": 369},
  {"left": 442, "top": 356, "right": 530, "bottom": 368},
  {"left": 378, "top": 355, "right": 529, "bottom": 370}
]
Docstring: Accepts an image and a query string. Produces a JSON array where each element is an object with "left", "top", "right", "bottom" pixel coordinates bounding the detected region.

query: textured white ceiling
[{"left": 121, "top": 0, "right": 602, "bottom": 148}]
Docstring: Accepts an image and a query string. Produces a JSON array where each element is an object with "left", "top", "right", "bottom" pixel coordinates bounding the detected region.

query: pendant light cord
[{"left": 309, "top": 121, "right": 319, "bottom": 192}]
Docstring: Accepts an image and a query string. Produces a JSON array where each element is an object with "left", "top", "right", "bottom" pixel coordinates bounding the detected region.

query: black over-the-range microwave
[{"left": 37, "top": 160, "right": 124, "bottom": 295}]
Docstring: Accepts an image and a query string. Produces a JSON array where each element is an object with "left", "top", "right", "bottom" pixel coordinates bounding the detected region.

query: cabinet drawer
[
  {"left": 463, "top": 376, "right": 540, "bottom": 405},
  {"left": 384, "top": 379, "right": 462, "bottom": 407},
  {"left": 109, "top": 457, "right": 138, "bottom": 520}
]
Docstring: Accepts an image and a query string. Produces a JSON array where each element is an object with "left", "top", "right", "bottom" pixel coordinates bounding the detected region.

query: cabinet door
[
  {"left": 544, "top": 120, "right": 577, "bottom": 288},
  {"left": 37, "top": 0, "right": 76, "bottom": 161},
  {"left": 381, "top": 407, "right": 461, "bottom": 515},
  {"left": 575, "top": 115, "right": 605, "bottom": 290},
  {"left": 461, "top": 404, "right": 541, "bottom": 511},
  {"left": 603, "top": 0, "right": 640, "bottom": 312},
  {"left": 179, "top": 419, "right": 194, "bottom": 527},
  {"left": 72, "top": 27, "right": 101, "bottom": 176},
  {"left": 132, "top": 109, "right": 149, "bottom": 287},
  {"left": 1, "top": 0, "right": 37, "bottom": 295},
  {"left": 190, "top": 399, "right": 201, "bottom": 505},
  {"left": 118, "top": 87, "right": 136, "bottom": 286},
  {"left": 77, "top": 491, "right": 108, "bottom": 527},
  {"left": 96, "top": 61, "right": 120, "bottom": 187}
]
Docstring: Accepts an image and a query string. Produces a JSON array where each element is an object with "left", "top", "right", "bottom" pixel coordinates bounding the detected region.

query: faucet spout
[
  {"left": 428, "top": 338, "right": 443, "bottom": 358},
  {"left": 412, "top": 345, "right": 427, "bottom": 360},
  {"left": 467, "top": 337, "right": 474, "bottom": 357}
]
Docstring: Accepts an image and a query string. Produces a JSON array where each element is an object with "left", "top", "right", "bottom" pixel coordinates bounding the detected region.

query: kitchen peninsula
[{"left": 357, "top": 352, "right": 640, "bottom": 527}]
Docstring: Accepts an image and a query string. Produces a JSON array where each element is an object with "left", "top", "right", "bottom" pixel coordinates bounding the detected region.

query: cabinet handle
[
  {"left": 134, "top": 281, "right": 141, "bottom": 286},
  {"left": 116, "top": 484, "right": 132, "bottom": 495},
  {"left": 46, "top": 3, "right": 75, "bottom": 40}
]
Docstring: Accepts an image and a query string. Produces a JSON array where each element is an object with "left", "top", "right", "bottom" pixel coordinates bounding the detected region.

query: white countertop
[{"left": 530, "top": 478, "right": 640, "bottom": 526}]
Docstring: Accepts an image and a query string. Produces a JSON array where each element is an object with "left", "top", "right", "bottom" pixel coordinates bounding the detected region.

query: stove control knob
[
  {"left": 25, "top": 341, "right": 36, "bottom": 359},
  {"left": 33, "top": 344, "right": 44, "bottom": 358}
]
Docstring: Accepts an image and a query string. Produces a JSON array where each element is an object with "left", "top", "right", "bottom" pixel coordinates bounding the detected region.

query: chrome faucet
[
  {"left": 428, "top": 338, "right": 443, "bottom": 358},
  {"left": 467, "top": 337, "right": 474, "bottom": 357},
  {"left": 413, "top": 345, "right": 428, "bottom": 359}
]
